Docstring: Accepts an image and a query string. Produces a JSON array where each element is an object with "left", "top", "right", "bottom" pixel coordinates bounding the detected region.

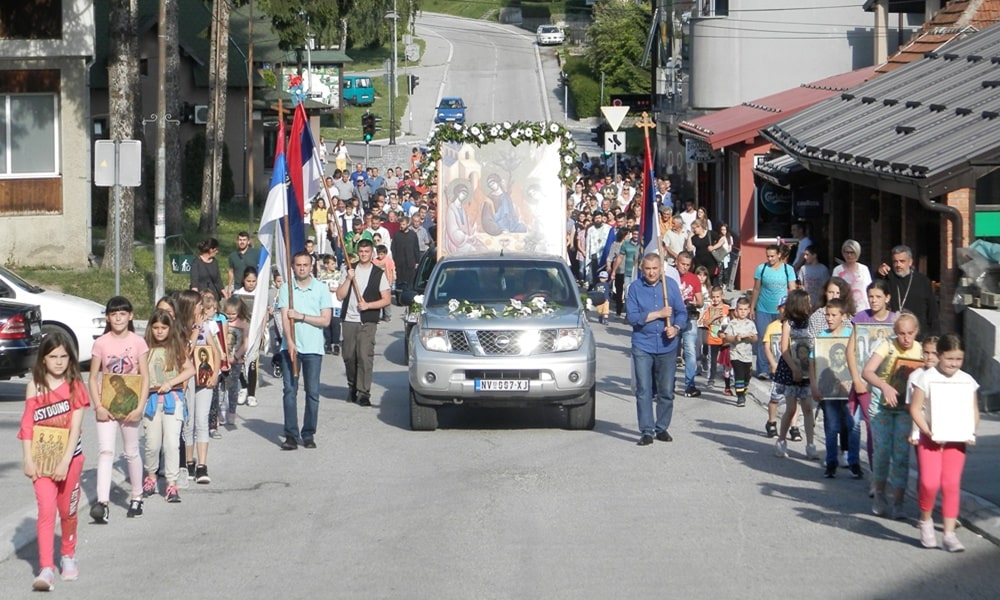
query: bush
[
  {"left": 569, "top": 72, "right": 601, "bottom": 118},
  {"left": 182, "top": 132, "right": 235, "bottom": 205}
]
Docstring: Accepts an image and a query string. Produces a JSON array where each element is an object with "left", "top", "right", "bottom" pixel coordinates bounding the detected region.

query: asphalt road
[
  {"left": 2, "top": 13, "right": 999, "bottom": 599},
  {"left": 2, "top": 314, "right": 999, "bottom": 598}
]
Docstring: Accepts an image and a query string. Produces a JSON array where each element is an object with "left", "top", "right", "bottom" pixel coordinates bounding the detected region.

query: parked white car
[
  {"left": 536, "top": 25, "right": 565, "bottom": 46},
  {"left": 0, "top": 266, "right": 106, "bottom": 363}
]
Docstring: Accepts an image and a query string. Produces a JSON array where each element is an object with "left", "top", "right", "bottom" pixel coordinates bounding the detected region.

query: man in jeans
[
  {"left": 278, "top": 252, "right": 333, "bottom": 450},
  {"left": 626, "top": 253, "right": 688, "bottom": 445},
  {"left": 676, "top": 252, "right": 703, "bottom": 397},
  {"left": 336, "top": 239, "right": 391, "bottom": 407}
]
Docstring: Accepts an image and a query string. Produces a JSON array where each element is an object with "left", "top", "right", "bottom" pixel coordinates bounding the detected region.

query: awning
[
  {"left": 761, "top": 23, "right": 1000, "bottom": 200},
  {"left": 677, "top": 67, "right": 877, "bottom": 150},
  {"left": 754, "top": 155, "right": 806, "bottom": 188}
]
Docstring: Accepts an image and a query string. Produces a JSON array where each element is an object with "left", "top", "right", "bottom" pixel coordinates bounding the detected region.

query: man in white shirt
[
  {"left": 662, "top": 215, "right": 688, "bottom": 266},
  {"left": 586, "top": 211, "right": 612, "bottom": 288},
  {"left": 790, "top": 221, "right": 813, "bottom": 271}
]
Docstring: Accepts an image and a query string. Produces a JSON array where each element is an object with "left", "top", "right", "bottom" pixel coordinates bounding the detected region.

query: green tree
[
  {"left": 260, "top": 0, "right": 419, "bottom": 52},
  {"left": 585, "top": 0, "right": 651, "bottom": 93}
]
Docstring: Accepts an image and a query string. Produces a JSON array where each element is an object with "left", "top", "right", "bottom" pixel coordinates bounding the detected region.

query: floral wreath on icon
[{"left": 421, "top": 121, "right": 579, "bottom": 188}]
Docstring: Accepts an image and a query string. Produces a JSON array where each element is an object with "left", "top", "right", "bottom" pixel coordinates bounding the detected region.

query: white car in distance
[
  {"left": 536, "top": 25, "right": 565, "bottom": 46},
  {"left": 0, "top": 266, "right": 106, "bottom": 363}
]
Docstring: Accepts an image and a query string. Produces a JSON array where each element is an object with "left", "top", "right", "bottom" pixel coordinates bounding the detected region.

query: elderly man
[
  {"left": 626, "top": 253, "right": 688, "bottom": 445},
  {"left": 877, "top": 245, "right": 938, "bottom": 337}
]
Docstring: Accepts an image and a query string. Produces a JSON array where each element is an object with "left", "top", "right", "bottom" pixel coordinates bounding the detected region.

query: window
[
  {"left": 0, "top": 94, "right": 59, "bottom": 176},
  {"left": 0, "top": 1, "right": 62, "bottom": 39},
  {"left": 700, "top": 0, "right": 729, "bottom": 17}
]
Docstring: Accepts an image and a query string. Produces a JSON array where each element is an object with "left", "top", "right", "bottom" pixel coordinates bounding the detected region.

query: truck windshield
[{"left": 428, "top": 262, "right": 575, "bottom": 307}]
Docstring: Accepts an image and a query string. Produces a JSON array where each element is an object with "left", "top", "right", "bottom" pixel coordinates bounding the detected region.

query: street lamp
[
  {"left": 299, "top": 11, "right": 313, "bottom": 95},
  {"left": 385, "top": 5, "right": 399, "bottom": 145}
]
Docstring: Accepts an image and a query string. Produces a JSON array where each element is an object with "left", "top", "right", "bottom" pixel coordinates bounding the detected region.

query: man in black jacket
[
  {"left": 336, "top": 239, "right": 391, "bottom": 406},
  {"left": 392, "top": 215, "right": 421, "bottom": 293},
  {"left": 878, "top": 244, "right": 938, "bottom": 337}
]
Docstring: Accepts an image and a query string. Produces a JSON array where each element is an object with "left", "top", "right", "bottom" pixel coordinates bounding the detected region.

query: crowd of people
[
  {"left": 626, "top": 227, "right": 978, "bottom": 555},
  {"left": 16, "top": 149, "right": 981, "bottom": 590}
]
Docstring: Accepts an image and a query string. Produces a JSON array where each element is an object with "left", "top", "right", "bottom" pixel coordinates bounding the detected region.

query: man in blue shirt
[
  {"left": 625, "top": 253, "right": 688, "bottom": 445},
  {"left": 278, "top": 251, "right": 333, "bottom": 450}
]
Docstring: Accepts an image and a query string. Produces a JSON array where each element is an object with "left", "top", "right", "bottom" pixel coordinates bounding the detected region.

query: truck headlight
[
  {"left": 553, "top": 328, "right": 585, "bottom": 352},
  {"left": 420, "top": 329, "right": 451, "bottom": 352}
]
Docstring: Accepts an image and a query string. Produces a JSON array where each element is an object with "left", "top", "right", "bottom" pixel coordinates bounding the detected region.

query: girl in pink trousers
[
  {"left": 909, "top": 333, "right": 979, "bottom": 552},
  {"left": 18, "top": 330, "right": 90, "bottom": 591}
]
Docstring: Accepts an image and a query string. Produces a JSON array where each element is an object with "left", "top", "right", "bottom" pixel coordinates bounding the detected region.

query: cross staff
[{"left": 635, "top": 111, "right": 671, "bottom": 329}]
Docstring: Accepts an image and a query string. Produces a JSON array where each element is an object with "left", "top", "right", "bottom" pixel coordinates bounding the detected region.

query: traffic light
[
  {"left": 407, "top": 74, "right": 419, "bottom": 94},
  {"left": 362, "top": 113, "right": 375, "bottom": 143}
]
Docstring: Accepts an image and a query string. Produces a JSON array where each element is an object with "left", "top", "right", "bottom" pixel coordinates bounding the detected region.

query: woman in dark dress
[
  {"left": 687, "top": 219, "right": 718, "bottom": 283},
  {"left": 190, "top": 238, "right": 224, "bottom": 301}
]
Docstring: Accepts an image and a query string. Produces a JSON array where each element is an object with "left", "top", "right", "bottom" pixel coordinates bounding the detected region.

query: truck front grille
[{"left": 476, "top": 330, "right": 557, "bottom": 355}]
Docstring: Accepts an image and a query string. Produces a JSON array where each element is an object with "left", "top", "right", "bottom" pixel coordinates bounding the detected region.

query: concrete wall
[
  {"left": 688, "top": 0, "right": 914, "bottom": 109},
  {"left": 0, "top": 0, "right": 95, "bottom": 268},
  {"left": 963, "top": 308, "right": 1000, "bottom": 412}
]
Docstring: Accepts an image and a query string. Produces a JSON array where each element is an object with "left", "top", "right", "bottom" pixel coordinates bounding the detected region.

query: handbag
[{"left": 711, "top": 246, "right": 729, "bottom": 263}]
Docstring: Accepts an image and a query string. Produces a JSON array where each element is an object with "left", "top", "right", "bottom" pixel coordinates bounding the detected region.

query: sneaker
[
  {"left": 209, "top": 429, "right": 222, "bottom": 439},
  {"left": 90, "top": 501, "right": 109, "bottom": 524},
  {"left": 186, "top": 462, "right": 196, "bottom": 478},
  {"left": 824, "top": 463, "right": 837, "bottom": 478},
  {"left": 332, "top": 345, "right": 341, "bottom": 356},
  {"left": 247, "top": 395, "right": 258, "bottom": 407},
  {"left": 919, "top": 519, "right": 939, "bottom": 548},
  {"left": 59, "top": 555, "right": 78, "bottom": 581},
  {"left": 165, "top": 485, "right": 181, "bottom": 503},
  {"left": 217, "top": 413, "right": 227, "bottom": 426},
  {"left": 774, "top": 439, "right": 788, "bottom": 458},
  {"left": 32, "top": 567, "right": 56, "bottom": 591},
  {"left": 736, "top": 395, "right": 746, "bottom": 407},
  {"left": 237, "top": 389, "right": 248, "bottom": 405},
  {"left": 838, "top": 451, "right": 849, "bottom": 468},
  {"left": 757, "top": 373, "right": 770, "bottom": 381},
  {"left": 272, "top": 363, "right": 282, "bottom": 378},
  {"left": 788, "top": 427, "right": 803, "bottom": 442},
  {"left": 356, "top": 394, "right": 372, "bottom": 407},
  {"left": 942, "top": 531, "right": 965, "bottom": 553},
  {"left": 765, "top": 421, "right": 778, "bottom": 438},
  {"left": 684, "top": 386, "right": 701, "bottom": 398},
  {"left": 805, "top": 444, "right": 820, "bottom": 460},
  {"left": 195, "top": 465, "right": 211, "bottom": 484},
  {"left": 850, "top": 464, "right": 864, "bottom": 479},
  {"left": 872, "top": 492, "right": 888, "bottom": 517},
  {"left": 142, "top": 475, "right": 157, "bottom": 497},
  {"left": 177, "top": 466, "right": 190, "bottom": 489},
  {"left": 126, "top": 498, "right": 143, "bottom": 518}
]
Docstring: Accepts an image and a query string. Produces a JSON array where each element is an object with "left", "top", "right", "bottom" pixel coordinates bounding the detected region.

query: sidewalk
[{"left": 745, "top": 376, "right": 1000, "bottom": 545}]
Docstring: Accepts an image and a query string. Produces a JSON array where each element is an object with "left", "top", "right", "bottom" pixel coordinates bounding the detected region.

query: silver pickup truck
[{"left": 401, "top": 253, "right": 600, "bottom": 431}]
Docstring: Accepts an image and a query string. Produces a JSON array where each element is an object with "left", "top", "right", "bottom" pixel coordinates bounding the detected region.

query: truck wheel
[
  {"left": 566, "top": 386, "right": 596, "bottom": 430},
  {"left": 410, "top": 388, "right": 438, "bottom": 431}
]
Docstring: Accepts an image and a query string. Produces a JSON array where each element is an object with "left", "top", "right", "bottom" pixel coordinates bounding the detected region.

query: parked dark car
[{"left": 0, "top": 299, "right": 43, "bottom": 380}]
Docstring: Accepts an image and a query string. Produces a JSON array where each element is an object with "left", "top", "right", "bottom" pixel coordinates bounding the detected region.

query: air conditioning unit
[{"left": 193, "top": 105, "right": 209, "bottom": 125}]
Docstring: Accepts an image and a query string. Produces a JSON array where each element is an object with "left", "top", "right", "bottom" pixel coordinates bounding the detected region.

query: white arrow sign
[
  {"left": 601, "top": 105, "right": 631, "bottom": 131},
  {"left": 605, "top": 131, "right": 626, "bottom": 154}
]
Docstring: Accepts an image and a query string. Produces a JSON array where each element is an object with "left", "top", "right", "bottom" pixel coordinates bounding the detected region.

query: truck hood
[{"left": 421, "top": 305, "right": 585, "bottom": 329}]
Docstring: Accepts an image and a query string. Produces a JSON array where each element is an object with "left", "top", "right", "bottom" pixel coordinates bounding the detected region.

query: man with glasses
[{"left": 278, "top": 252, "right": 333, "bottom": 450}]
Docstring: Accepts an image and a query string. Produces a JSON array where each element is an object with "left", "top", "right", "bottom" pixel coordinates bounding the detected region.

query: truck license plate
[{"left": 475, "top": 379, "right": 529, "bottom": 392}]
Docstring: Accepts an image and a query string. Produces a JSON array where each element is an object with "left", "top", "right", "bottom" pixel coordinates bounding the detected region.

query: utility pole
[{"left": 385, "top": 2, "right": 399, "bottom": 145}]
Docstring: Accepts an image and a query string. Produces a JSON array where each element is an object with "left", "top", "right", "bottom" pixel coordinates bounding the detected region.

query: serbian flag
[
  {"left": 245, "top": 120, "right": 289, "bottom": 369},
  {"left": 285, "top": 103, "right": 321, "bottom": 255},
  {"left": 638, "top": 130, "right": 659, "bottom": 254}
]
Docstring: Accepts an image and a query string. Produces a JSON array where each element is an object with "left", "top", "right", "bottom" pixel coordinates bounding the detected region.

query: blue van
[{"left": 342, "top": 75, "right": 375, "bottom": 106}]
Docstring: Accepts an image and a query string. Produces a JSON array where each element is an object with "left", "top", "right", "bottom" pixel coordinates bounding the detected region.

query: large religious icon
[
  {"left": 888, "top": 357, "right": 924, "bottom": 399},
  {"left": 436, "top": 132, "right": 566, "bottom": 258},
  {"left": 814, "top": 336, "right": 852, "bottom": 400},
  {"left": 928, "top": 380, "right": 977, "bottom": 443}
]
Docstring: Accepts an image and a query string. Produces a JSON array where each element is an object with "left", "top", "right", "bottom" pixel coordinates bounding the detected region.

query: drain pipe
[{"left": 918, "top": 193, "right": 964, "bottom": 272}]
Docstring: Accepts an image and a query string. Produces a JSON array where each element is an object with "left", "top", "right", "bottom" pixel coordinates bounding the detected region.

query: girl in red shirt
[{"left": 18, "top": 330, "right": 90, "bottom": 591}]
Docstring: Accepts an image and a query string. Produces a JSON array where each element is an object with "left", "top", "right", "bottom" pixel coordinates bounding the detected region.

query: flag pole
[
  {"left": 298, "top": 106, "right": 362, "bottom": 299},
  {"left": 636, "top": 111, "right": 670, "bottom": 329},
  {"left": 278, "top": 99, "right": 298, "bottom": 375}
]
